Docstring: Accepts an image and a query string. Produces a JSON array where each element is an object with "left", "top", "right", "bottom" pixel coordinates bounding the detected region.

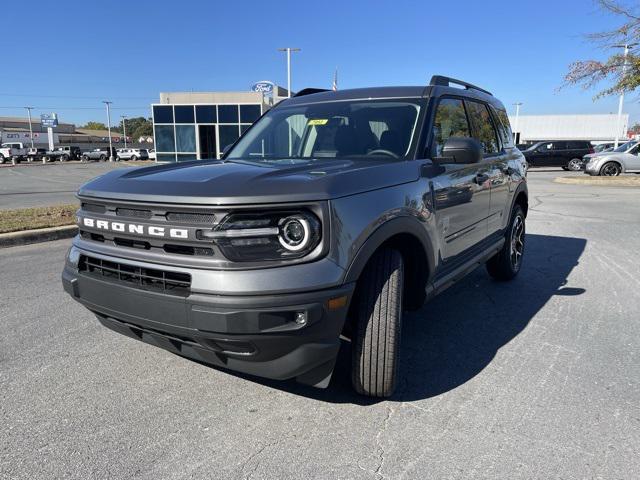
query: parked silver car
[
  {"left": 584, "top": 141, "right": 640, "bottom": 176},
  {"left": 116, "top": 148, "right": 149, "bottom": 161}
]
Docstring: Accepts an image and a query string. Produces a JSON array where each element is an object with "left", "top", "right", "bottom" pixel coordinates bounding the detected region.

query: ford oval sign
[{"left": 251, "top": 81, "right": 275, "bottom": 94}]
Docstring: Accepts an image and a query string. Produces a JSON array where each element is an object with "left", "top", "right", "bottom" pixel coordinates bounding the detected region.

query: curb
[
  {"left": 0, "top": 225, "right": 77, "bottom": 248},
  {"left": 554, "top": 176, "right": 640, "bottom": 187}
]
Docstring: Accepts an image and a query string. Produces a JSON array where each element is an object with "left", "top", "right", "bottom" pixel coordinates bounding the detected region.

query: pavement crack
[
  {"left": 373, "top": 404, "right": 395, "bottom": 479},
  {"left": 241, "top": 438, "right": 283, "bottom": 480}
]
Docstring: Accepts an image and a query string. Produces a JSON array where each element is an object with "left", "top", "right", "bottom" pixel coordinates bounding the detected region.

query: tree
[
  {"left": 79, "top": 121, "right": 107, "bottom": 130},
  {"left": 124, "top": 117, "right": 153, "bottom": 141},
  {"left": 563, "top": 0, "right": 640, "bottom": 99}
]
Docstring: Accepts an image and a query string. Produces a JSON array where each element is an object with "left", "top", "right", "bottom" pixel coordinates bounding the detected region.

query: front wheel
[
  {"left": 352, "top": 248, "right": 404, "bottom": 398},
  {"left": 0, "top": 155, "right": 6, "bottom": 164},
  {"left": 567, "top": 158, "right": 582, "bottom": 171},
  {"left": 60, "top": 154, "right": 69, "bottom": 162},
  {"left": 129, "top": 155, "right": 137, "bottom": 161},
  {"left": 600, "top": 162, "right": 621, "bottom": 176},
  {"left": 486, "top": 205, "right": 525, "bottom": 281}
]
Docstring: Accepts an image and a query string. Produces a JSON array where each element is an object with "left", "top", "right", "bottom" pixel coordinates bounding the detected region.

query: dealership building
[
  {"left": 509, "top": 113, "right": 630, "bottom": 144},
  {"left": 152, "top": 84, "right": 289, "bottom": 162}
]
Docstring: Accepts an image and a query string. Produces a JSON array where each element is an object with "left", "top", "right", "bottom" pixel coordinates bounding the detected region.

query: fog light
[{"left": 294, "top": 312, "right": 307, "bottom": 325}]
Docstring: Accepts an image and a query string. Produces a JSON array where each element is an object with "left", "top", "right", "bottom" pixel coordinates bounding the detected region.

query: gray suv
[{"left": 62, "top": 76, "right": 528, "bottom": 398}]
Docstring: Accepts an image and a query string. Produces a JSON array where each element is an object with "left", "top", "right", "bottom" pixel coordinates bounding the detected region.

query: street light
[
  {"left": 102, "top": 101, "right": 114, "bottom": 161},
  {"left": 278, "top": 47, "right": 301, "bottom": 98},
  {"left": 612, "top": 43, "right": 638, "bottom": 148},
  {"left": 24, "top": 106, "right": 34, "bottom": 149},
  {"left": 121, "top": 115, "right": 127, "bottom": 148},
  {"left": 513, "top": 102, "right": 523, "bottom": 144}
]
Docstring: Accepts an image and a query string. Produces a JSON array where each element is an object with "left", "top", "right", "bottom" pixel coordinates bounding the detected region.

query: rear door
[{"left": 430, "top": 97, "right": 491, "bottom": 261}]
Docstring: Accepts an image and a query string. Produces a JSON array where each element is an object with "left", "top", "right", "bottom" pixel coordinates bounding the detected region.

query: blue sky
[{"left": 2, "top": 0, "right": 637, "bottom": 125}]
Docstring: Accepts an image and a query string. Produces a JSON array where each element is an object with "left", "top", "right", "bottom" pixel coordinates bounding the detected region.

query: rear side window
[
  {"left": 466, "top": 101, "right": 500, "bottom": 154},
  {"left": 491, "top": 106, "right": 513, "bottom": 147},
  {"left": 567, "top": 141, "right": 588, "bottom": 149},
  {"left": 431, "top": 98, "right": 471, "bottom": 156},
  {"left": 552, "top": 141, "right": 568, "bottom": 150}
]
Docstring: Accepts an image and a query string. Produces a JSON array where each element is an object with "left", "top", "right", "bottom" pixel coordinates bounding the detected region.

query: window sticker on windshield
[{"left": 308, "top": 119, "right": 329, "bottom": 126}]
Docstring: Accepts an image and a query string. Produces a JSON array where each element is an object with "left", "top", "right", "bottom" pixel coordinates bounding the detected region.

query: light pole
[
  {"left": 513, "top": 102, "right": 523, "bottom": 144},
  {"left": 102, "top": 101, "right": 114, "bottom": 161},
  {"left": 24, "top": 106, "right": 34, "bottom": 148},
  {"left": 612, "top": 43, "right": 638, "bottom": 148},
  {"left": 278, "top": 47, "right": 301, "bottom": 97},
  {"left": 121, "top": 115, "right": 127, "bottom": 148}
]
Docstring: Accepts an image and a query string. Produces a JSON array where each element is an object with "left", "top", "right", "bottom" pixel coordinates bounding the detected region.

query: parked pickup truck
[
  {"left": 81, "top": 147, "right": 117, "bottom": 162},
  {"left": 27, "top": 148, "right": 47, "bottom": 161},
  {"left": 0, "top": 142, "right": 29, "bottom": 163},
  {"left": 44, "top": 146, "right": 82, "bottom": 162}
]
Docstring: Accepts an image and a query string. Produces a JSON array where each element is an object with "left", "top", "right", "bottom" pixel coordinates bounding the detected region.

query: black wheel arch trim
[
  {"left": 344, "top": 216, "right": 436, "bottom": 285},
  {"left": 510, "top": 181, "right": 529, "bottom": 217}
]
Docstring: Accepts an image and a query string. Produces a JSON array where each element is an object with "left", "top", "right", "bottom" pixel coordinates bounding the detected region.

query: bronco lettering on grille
[{"left": 80, "top": 217, "right": 189, "bottom": 239}]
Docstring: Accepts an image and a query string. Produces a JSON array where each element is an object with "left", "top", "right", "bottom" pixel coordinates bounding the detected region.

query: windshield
[
  {"left": 613, "top": 140, "right": 637, "bottom": 152},
  {"left": 226, "top": 99, "right": 422, "bottom": 163}
]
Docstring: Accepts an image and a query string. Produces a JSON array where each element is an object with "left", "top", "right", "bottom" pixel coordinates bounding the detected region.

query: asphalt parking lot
[
  {"left": 1, "top": 171, "right": 639, "bottom": 479},
  {"left": 0, "top": 162, "right": 150, "bottom": 210}
]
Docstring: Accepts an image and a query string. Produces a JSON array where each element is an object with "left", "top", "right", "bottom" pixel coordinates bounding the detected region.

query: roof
[{"left": 282, "top": 83, "right": 500, "bottom": 107}]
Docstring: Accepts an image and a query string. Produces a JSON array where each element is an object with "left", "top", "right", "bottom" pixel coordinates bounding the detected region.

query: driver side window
[{"left": 432, "top": 98, "right": 471, "bottom": 156}]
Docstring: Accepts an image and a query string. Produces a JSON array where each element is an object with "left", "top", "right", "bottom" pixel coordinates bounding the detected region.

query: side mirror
[{"left": 435, "top": 137, "right": 483, "bottom": 164}]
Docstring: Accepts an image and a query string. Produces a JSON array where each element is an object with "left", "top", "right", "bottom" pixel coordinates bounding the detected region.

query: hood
[{"left": 78, "top": 159, "right": 421, "bottom": 205}]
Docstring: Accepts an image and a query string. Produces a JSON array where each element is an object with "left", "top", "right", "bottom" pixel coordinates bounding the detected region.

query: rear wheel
[
  {"left": 486, "top": 205, "right": 525, "bottom": 281},
  {"left": 351, "top": 248, "right": 404, "bottom": 398},
  {"left": 99, "top": 155, "right": 106, "bottom": 161},
  {"left": 81, "top": 155, "right": 88, "bottom": 162},
  {"left": 600, "top": 162, "right": 621, "bottom": 176},
  {"left": 130, "top": 155, "right": 137, "bottom": 161},
  {"left": 567, "top": 158, "right": 582, "bottom": 171},
  {"left": 0, "top": 154, "right": 6, "bottom": 164},
  {"left": 60, "top": 154, "right": 69, "bottom": 162}
]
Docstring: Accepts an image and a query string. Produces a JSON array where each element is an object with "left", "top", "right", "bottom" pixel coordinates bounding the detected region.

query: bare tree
[{"left": 564, "top": 0, "right": 640, "bottom": 98}]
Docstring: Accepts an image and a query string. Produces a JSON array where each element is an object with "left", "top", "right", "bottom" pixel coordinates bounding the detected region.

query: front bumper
[{"left": 62, "top": 249, "right": 355, "bottom": 388}]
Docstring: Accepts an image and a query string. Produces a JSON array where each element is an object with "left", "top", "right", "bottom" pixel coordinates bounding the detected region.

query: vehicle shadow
[{"left": 204, "top": 233, "right": 587, "bottom": 405}]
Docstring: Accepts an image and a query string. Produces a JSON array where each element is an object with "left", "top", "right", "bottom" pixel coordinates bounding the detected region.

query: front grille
[
  {"left": 166, "top": 212, "right": 216, "bottom": 224},
  {"left": 79, "top": 255, "right": 191, "bottom": 297},
  {"left": 116, "top": 207, "right": 153, "bottom": 219},
  {"left": 82, "top": 203, "right": 106, "bottom": 214}
]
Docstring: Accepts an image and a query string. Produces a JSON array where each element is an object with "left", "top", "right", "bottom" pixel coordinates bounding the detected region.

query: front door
[{"left": 429, "top": 97, "right": 491, "bottom": 261}]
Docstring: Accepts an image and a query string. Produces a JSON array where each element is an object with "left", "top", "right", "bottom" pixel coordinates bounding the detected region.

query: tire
[
  {"left": 81, "top": 155, "right": 89, "bottom": 162},
  {"left": 567, "top": 158, "right": 582, "bottom": 171},
  {"left": 115, "top": 156, "right": 121, "bottom": 162},
  {"left": 130, "top": 155, "right": 137, "bottom": 161},
  {"left": 351, "top": 248, "right": 404, "bottom": 398},
  {"left": 600, "top": 162, "right": 621, "bottom": 176},
  {"left": 0, "top": 155, "right": 5, "bottom": 164},
  {"left": 61, "top": 154, "right": 69, "bottom": 162},
  {"left": 99, "top": 155, "right": 106, "bottom": 161},
  {"left": 561, "top": 166, "right": 569, "bottom": 171},
  {"left": 486, "top": 205, "right": 526, "bottom": 281}
]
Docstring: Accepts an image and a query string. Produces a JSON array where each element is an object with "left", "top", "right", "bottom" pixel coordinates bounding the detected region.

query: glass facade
[{"left": 152, "top": 103, "right": 262, "bottom": 162}]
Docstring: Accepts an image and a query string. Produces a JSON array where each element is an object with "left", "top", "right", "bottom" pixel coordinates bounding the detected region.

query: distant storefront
[
  {"left": 151, "top": 86, "right": 289, "bottom": 162},
  {"left": 509, "top": 113, "right": 630, "bottom": 144}
]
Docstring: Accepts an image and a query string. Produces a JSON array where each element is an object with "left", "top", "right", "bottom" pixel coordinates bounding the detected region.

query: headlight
[{"left": 199, "top": 211, "right": 321, "bottom": 262}]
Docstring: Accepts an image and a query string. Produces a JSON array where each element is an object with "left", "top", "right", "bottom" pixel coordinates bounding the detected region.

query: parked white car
[
  {"left": 584, "top": 141, "right": 640, "bottom": 176},
  {"left": 147, "top": 148, "right": 156, "bottom": 160},
  {"left": 116, "top": 148, "right": 149, "bottom": 161}
]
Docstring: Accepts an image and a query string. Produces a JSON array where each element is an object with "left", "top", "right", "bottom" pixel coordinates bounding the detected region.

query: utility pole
[
  {"left": 121, "top": 115, "right": 127, "bottom": 148},
  {"left": 513, "top": 102, "right": 523, "bottom": 144},
  {"left": 103, "top": 101, "right": 114, "bottom": 161},
  {"left": 278, "top": 47, "right": 301, "bottom": 98},
  {"left": 24, "top": 106, "right": 35, "bottom": 148},
  {"left": 612, "top": 43, "right": 638, "bottom": 148}
]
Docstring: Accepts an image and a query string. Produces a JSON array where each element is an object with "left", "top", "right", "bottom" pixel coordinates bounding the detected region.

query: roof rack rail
[
  {"left": 292, "top": 88, "right": 330, "bottom": 98},
  {"left": 429, "top": 75, "right": 492, "bottom": 96}
]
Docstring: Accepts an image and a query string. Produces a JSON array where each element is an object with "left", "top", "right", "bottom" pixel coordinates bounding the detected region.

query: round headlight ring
[{"left": 279, "top": 216, "right": 311, "bottom": 251}]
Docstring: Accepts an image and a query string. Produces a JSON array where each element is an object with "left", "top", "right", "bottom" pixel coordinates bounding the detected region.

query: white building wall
[{"left": 508, "top": 114, "right": 629, "bottom": 142}]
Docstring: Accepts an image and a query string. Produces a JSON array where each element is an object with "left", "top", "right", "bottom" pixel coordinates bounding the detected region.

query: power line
[{"left": 0, "top": 92, "right": 155, "bottom": 100}]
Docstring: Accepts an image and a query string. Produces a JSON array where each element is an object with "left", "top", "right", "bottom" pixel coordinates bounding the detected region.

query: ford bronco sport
[{"left": 62, "top": 76, "right": 528, "bottom": 398}]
